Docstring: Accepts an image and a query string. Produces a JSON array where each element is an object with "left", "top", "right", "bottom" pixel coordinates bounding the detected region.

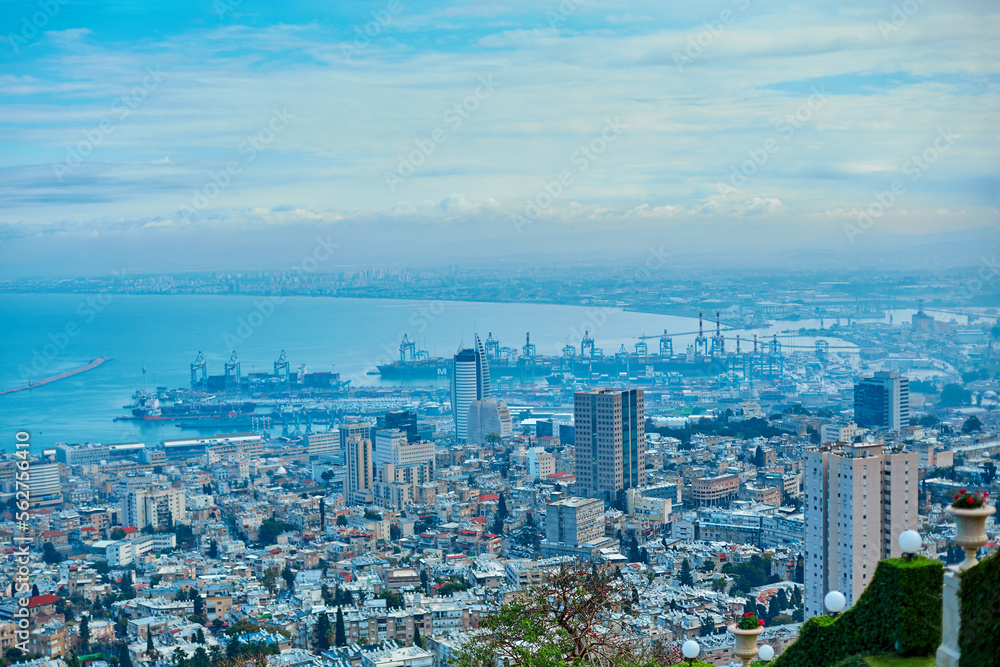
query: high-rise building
[
  {"left": 452, "top": 334, "right": 491, "bottom": 442},
  {"left": 574, "top": 388, "right": 645, "bottom": 504},
  {"left": 466, "top": 399, "right": 513, "bottom": 445},
  {"left": 804, "top": 442, "right": 918, "bottom": 618},
  {"left": 544, "top": 496, "right": 604, "bottom": 548},
  {"left": 339, "top": 422, "right": 372, "bottom": 450},
  {"left": 375, "top": 429, "right": 435, "bottom": 481},
  {"left": 345, "top": 437, "right": 375, "bottom": 504},
  {"left": 380, "top": 410, "right": 420, "bottom": 443},
  {"left": 854, "top": 371, "right": 909, "bottom": 431},
  {"left": 122, "top": 487, "right": 186, "bottom": 530},
  {"left": 29, "top": 463, "right": 63, "bottom": 509}
]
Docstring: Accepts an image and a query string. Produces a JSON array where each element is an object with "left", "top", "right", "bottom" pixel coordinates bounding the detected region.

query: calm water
[{"left": 0, "top": 293, "right": 930, "bottom": 451}]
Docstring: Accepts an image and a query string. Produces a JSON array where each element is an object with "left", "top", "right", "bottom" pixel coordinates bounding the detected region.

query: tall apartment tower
[
  {"left": 854, "top": 371, "right": 909, "bottom": 431},
  {"left": 339, "top": 422, "right": 372, "bottom": 450},
  {"left": 804, "top": 442, "right": 918, "bottom": 618},
  {"left": 374, "top": 429, "right": 434, "bottom": 481},
  {"left": 573, "top": 388, "right": 645, "bottom": 504},
  {"left": 345, "top": 437, "right": 374, "bottom": 504},
  {"left": 452, "top": 333, "right": 491, "bottom": 442}
]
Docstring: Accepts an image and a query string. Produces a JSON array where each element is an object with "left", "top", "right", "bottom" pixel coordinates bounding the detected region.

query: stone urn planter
[
  {"left": 948, "top": 504, "right": 996, "bottom": 570},
  {"left": 728, "top": 624, "right": 764, "bottom": 667}
]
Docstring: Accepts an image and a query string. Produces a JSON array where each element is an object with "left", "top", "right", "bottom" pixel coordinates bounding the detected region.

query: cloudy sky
[{"left": 1, "top": 0, "right": 998, "bottom": 276}]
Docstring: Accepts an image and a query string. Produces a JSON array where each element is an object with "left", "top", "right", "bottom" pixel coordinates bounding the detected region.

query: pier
[{"left": 0, "top": 357, "right": 110, "bottom": 395}]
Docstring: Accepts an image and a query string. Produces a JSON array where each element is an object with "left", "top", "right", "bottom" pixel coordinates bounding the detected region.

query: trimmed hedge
[
  {"left": 958, "top": 551, "right": 1000, "bottom": 667},
  {"left": 770, "top": 557, "right": 943, "bottom": 667}
]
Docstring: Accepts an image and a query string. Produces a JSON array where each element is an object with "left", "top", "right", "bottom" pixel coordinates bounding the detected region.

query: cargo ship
[{"left": 374, "top": 329, "right": 738, "bottom": 381}]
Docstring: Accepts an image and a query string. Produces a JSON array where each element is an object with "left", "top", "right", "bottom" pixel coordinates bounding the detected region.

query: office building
[
  {"left": 306, "top": 431, "right": 341, "bottom": 457},
  {"left": 541, "top": 496, "right": 611, "bottom": 557},
  {"left": 573, "top": 388, "right": 645, "bottom": 504},
  {"left": 375, "top": 430, "right": 434, "bottom": 481},
  {"left": 854, "top": 371, "right": 909, "bottom": 431},
  {"left": 451, "top": 334, "right": 491, "bottom": 442},
  {"left": 339, "top": 422, "right": 372, "bottom": 451},
  {"left": 804, "top": 442, "right": 918, "bottom": 618},
  {"left": 346, "top": 437, "right": 375, "bottom": 504},
  {"left": 466, "top": 399, "right": 513, "bottom": 445},
  {"left": 122, "top": 487, "right": 186, "bottom": 530},
  {"left": 30, "top": 463, "right": 63, "bottom": 509},
  {"left": 55, "top": 442, "right": 146, "bottom": 466},
  {"left": 692, "top": 473, "right": 740, "bottom": 506},
  {"left": 381, "top": 410, "right": 420, "bottom": 443},
  {"left": 535, "top": 420, "right": 555, "bottom": 438}
]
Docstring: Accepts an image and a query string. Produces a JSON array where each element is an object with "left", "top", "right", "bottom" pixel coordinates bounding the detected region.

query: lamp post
[
  {"left": 758, "top": 645, "right": 775, "bottom": 662},
  {"left": 899, "top": 530, "right": 921, "bottom": 561},
  {"left": 824, "top": 590, "right": 846, "bottom": 617},
  {"left": 682, "top": 639, "right": 700, "bottom": 665}
]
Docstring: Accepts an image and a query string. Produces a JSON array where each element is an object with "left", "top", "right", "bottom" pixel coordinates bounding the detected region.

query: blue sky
[{"left": 0, "top": 0, "right": 998, "bottom": 275}]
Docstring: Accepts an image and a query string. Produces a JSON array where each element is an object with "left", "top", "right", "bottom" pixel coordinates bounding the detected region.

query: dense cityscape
[
  {"left": 2, "top": 0, "right": 998, "bottom": 666},
  {"left": 1, "top": 269, "right": 998, "bottom": 667}
]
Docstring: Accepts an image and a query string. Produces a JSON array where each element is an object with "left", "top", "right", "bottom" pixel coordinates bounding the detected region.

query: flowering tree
[{"left": 458, "top": 560, "right": 685, "bottom": 667}]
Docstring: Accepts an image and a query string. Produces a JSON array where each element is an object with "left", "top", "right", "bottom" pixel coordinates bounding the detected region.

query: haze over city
[{"left": 1, "top": 2, "right": 1000, "bottom": 667}]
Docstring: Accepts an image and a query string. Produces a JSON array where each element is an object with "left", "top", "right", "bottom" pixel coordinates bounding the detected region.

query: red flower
[
  {"left": 759, "top": 620, "right": 765, "bottom": 626},
  {"left": 967, "top": 497, "right": 975, "bottom": 505},
  {"left": 743, "top": 613, "right": 752, "bottom": 617},
  {"left": 960, "top": 489, "right": 966, "bottom": 494},
  {"left": 985, "top": 493, "right": 990, "bottom": 498},
  {"left": 954, "top": 494, "right": 961, "bottom": 500}
]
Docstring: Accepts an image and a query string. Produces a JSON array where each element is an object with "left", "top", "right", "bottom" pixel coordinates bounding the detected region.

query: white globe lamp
[
  {"left": 681, "top": 639, "right": 700, "bottom": 664},
  {"left": 824, "top": 590, "right": 846, "bottom": 616},
  {"left": 899, "top": 530, "right": 922, "bottom": 561}
]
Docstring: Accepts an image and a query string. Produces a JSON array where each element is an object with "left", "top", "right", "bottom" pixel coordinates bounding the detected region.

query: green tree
[
  {"left": 190, "top": 646, "right": 209, "bottom": 667},
  {"left": 754, "top": 446, "right": 766, "bottom": 468},
  {"left": 679, "top": 558, "right": 695, "bottom": 587},
  {"left": 334, "top": 607, "right": 346, "bottom": 647},
  {"left": 196, "top": 629, "right": 205, "bottom": 644},
  {"left": 984, "top": 461, "right": 997, "bottom": 485},
  {"left": 192, "top": 591, "right": 204, "bottom": 617},
  {"left": 80, "top": 615, "right": 90, "bottom": 651},
  {"left": 42, "top": 542, "right": 64, "bottom": 564},
  {"left": 313, "top": 612, "right": 331, "bottom": 653},
  {"left": 413, "top": 625, "right": 422, "bottom": 649},
  {"left": 261, "top": 568, "right": 279, "bottom": 596},
  {"left": 147, "top": 629, "right": 154, "bottom": 653},
  {"left": 963, "top": 415, "right": 984, "bottom": 433},
  {"left": 118, "top": 642, "right": 134, "bottom": 667},
  {"left": 281, "top": 564, "right": 295, "bottom": 594},
  {"left": 225, "top": 636, "right": 240, "bottom": 660},
  {"left": 939, "top": 383, "right": 972, "bottom": 407},
  {"left": 119, "top": 572, "right": 135, "bottom": 600},
  {"left": 208, "top": 539, "right": 219, "bottom": 559},
  {"left": 497, "top": 493, "right": 508, "bottom": 519},
  {"left": 111, "top": 528, "right": 126, "bottom": 540},
  {"left": 336, "top": 515, "right": 348, "bottom": 527}
]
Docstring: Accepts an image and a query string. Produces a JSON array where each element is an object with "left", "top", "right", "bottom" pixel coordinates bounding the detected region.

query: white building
[
  {"left": 346, "top": 437, "right": 375, "bottom": 504},
  {"left": 466, "top": 399, "right": 513, "bottom": 445},
  {"left": 804, "top": 442, "right": 918, "bottom": 618},
  {"left": 451, "top": 334, "right": 490, "bottom": 443},
  {"left": 375, "top": 430, "right": 434, "bottom": 481},
  {"left": 526, "top": 447, "right": 555, "bottom": 480},
  {"left": 122, "top": 487, "right": 186, "bottom": 530}
]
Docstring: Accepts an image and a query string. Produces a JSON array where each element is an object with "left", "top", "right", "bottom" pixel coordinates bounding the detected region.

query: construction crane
[{"left": 190, "top": 352, "right": 207, "bottom": 389}]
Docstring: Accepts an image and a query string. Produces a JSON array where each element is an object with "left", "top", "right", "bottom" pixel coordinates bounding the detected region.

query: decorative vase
[
  {"left": 729, "top": 624, "right": 764, "bottom": 667},
  {"left": 948, "top": 504, "right": 996, "bottom": 570}
]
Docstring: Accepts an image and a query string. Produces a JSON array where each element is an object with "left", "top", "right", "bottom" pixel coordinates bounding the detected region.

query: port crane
[
  {"left": 274, "top": 350, "right": 290, "bottom": 383},
  {"left": 190, "top": 352, "right": 207, "bottom": 389},
  {"left": 399, "top": 334, "right": 416, "bottom": 362},
  {"left": 224, "top": 352, "right": 241, "bottom": 390},
  {"left": 485, "top": 332, "right": 501, "bottom": 358}
]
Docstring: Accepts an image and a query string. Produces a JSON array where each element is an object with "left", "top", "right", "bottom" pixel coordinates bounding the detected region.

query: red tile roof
[
  {"left": 28, "top": 594, "right": 60, "bottom": 608},
  {"left": 122, "top": 526, "right": 138, "bottom": 534},
  {"left": 478, "top": 494, "right": 500, "bottom": 501}
]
